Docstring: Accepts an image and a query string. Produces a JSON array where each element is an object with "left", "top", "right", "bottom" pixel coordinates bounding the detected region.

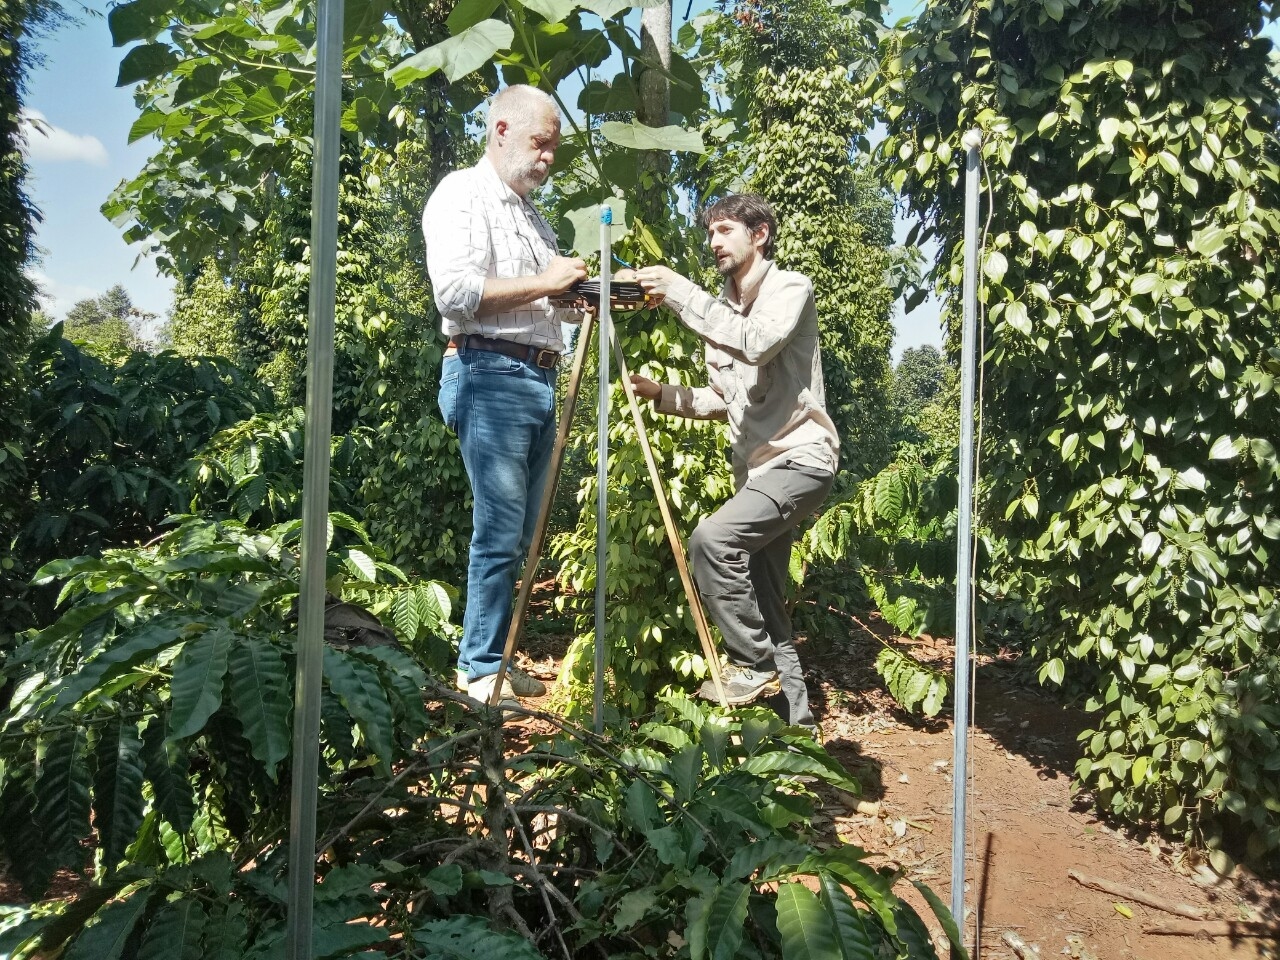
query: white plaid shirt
[{"left": 423, "top": 156, "right": 577, "bottom": 352}]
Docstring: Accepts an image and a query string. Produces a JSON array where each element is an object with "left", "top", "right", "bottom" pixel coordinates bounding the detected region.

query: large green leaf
[
  {"left": 201, "top": 902, "right": 248, "bottom": 960},
  {"left": 323, "top": 647, "right": 396, "bottom": 775},
  {"left": 890, "top": 901, "right": 940, "bottom": 959},
  {"left": 600, "top": 120, "right": 705, "bottom": 153},
  {"left": 911, "top": 880, "right": 968, "bottom": 959},
  {"left": 138, "top": 898, "right": 207, "bottom": 960},
  {"left": 687, "top": 880, "right": 750, "bottom": 960},
  {"left": 45, "top": 618, "right": 185, "bottom": 718},
  {"left": 227, "top": 635, "right": 292, "bottom": 780},
  {"left": 63, "top": 889, "right": 152, "bottom": 960},
  {"left": 818, "top": 874, "right": 877, "bottom": 960},
  {"left": 445, "top": 0, "right": 503, "bottom": 33},
  {"left": 36, "top": 726, "right": 92, "bottom": 858},
  {"left": 562, "top": 198, "right": 631, "bottom": 257},
  {"left": 93, "top": 719, "right": 146, "bottom": 874},
  {"left": 775, "top": 881, "right": 841, "bottom": 960},
  {"left": 117, "top": 42, "right": 179, "bottom": 86},
  {"left": 141, "top": 715, "right": 195, "bottom": 834},
  {"left": 518, "top": 0, "right": 579, "bottom": 23},
  {"left": 169, "top": 628, "right": 233, "bottom": 739},
  {"left": 388, "top": 20, "right": 515, "bottom": 87}
]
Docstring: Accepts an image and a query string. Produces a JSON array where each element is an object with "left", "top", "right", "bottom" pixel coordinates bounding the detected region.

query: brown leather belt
[{"left": 446, "top": 334, "right": 560, "bottom": 370}]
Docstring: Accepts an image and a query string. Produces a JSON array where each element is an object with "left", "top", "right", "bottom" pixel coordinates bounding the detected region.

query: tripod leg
[
  {"left": 611, "top": 334, "right": 728, "bottom": 708},
  {"left": 487, "top": 312, "right": 596, "bottom": 707}
]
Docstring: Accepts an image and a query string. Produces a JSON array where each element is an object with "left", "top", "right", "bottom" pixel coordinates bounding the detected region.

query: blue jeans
[{"left": 438, "top": 348, "right": 558, "bottom": 681}]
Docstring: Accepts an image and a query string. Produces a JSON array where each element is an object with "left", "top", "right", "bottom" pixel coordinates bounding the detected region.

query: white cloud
[
  {"left": 19, "top": 109, "right": 109, "bottom": 167},
  {"left": 27, "top": 268, "right": 100, "bottom": 321}
]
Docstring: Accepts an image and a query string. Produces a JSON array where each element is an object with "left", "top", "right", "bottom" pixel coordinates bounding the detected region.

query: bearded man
[
  {"left": 423, "top": 85, "right": 587, "bottom": 707},
  {"left": 632, "top": 194, "right": 838, "bottom": 731}
]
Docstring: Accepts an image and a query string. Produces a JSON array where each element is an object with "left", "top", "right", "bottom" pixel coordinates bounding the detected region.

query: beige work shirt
[{"left": 655, "top": 259, "right": 839, "bottom": 486}]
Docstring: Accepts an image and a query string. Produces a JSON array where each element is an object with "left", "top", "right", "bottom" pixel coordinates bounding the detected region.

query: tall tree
[
  {"left": 881, "top": 0, "right": 1280, "bottom": 865},
  {"left": 1, "top": 0, "right": 65, "bottom": 645},
  {"left": 62, "top": 284, "right": 142, "bottom": 358}
]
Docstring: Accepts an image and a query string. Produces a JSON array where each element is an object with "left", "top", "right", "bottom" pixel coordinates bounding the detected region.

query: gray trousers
[{"left": 688, "top": 461, "right": 834, "bottom": 726}]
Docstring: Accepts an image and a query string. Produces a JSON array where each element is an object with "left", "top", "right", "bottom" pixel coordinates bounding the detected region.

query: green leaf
[
  {"left": 1114, "top": 58, "right": 1134, "bottom": 81},
  {"left": 518, "top": 0, "right": 579, "bottom": 23},
  {"left": 600, "top": 120, "right": 705, "bottom": 153},
  {"left": 141, "top": 715, "right": 195, "bottom": 834},
  {"left": 446, "top": 0, "right": 503, "bottom": 32},
  {"left": 911, "top": 880, "right": 968, "bottom": 958},
  {"left": 138, "top": 898, "right": 206, "bottom": 960},
  {"left": 562, "top": 198, "right": 630, "bottom": 257},
  {"left": 64, "top": 889, "right": 152, "bottom": 960},
  {"left": 1207, "top": 435, "right": 1239, "bottom": 460},
  {"left": 37, "top": 726, "right": 92, "bottom": 857},
  {"left": 108, "top": 0, "right": 164, "bottom": 45},
  {"left": 818, "top": 874, "right": 877, "bottom": 960},
  {"left": 388, "top": 20, "right": 514, "bottom": 86},
  {"left": 202, "top": 902, "right": 248, "bottom": 960},
  {"left": 702, "top": 880, "right": 750, "bottom": 960},
  {"left": 413, "top": 915, "right": 547, "bottom": 959},
  {"left": 169, "top": 628, "right": 233, "bottom": 739},
  {"left": 46, "top": 618, "right": 184, "bottom": 718},
  {"left": 117, "top": 42, "right": 178, "bottom": 86},
  {"left": 775, "top": 881, "right": 840, "bottom": 960},
  {"left": 227, "top": 635, "right": 292, "bottom": 780},
  {"left": 93, "top": 719, "right": 146, "bottom": 874},
  {"left": 324, "top": 647, "right": 396, "bottom": 774}
]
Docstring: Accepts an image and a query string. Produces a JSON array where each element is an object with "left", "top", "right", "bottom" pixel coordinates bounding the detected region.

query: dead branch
[
  {"left": 1067, "top": 869, "right": 1208, "bottom": 921},
  {"left": 1000, "top": 930, "right": 1039, "bottom": 959},
  {"left": 1142, "top": 920, "right": 1279, "bottom": 938}
]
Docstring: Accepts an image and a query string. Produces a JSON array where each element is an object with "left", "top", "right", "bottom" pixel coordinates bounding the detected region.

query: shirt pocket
[{"left": 745, "top": 358, "right": 775, "bottom": 403}]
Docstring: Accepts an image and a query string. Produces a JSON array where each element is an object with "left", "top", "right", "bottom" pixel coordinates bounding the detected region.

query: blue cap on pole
[{"left": 601, "top": 205, "right": 613, "bottom": 225}]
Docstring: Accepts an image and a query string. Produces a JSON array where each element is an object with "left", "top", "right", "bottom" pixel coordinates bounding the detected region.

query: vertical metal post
[
  {"left": 950, "top": 129, "right": 982, "bottom": 957},
  {"left": 594, "top": 205, "right": 613, "bottom": 734},
  {"left": 285, "top": 1, "right": 343, "bottom": 957}
]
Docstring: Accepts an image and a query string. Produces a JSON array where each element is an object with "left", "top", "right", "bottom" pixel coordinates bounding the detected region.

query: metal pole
[
  {"left": 950, "top": 128, "right": 982, "bottom": 957},
  {"left": 286, "top": 0, "right": 343, "bottom": 956},
  {"left": 594, "top": 205, "right": 613, "bottom": 734}
]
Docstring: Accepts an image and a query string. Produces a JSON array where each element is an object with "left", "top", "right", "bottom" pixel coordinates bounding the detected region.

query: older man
[
  {"left": 631, "top": 194, "right": 838, "bottom": 731},
  {"left": 423, "top": 85, "right": 587, "bottom": 707}
]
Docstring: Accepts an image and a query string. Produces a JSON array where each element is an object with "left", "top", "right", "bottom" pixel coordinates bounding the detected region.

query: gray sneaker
[
  {"left": 457, "top": 666, "right": 547, "bottom": 698},
  {"left": 698, "top": 663, "right": 781, "bottom": 705}
]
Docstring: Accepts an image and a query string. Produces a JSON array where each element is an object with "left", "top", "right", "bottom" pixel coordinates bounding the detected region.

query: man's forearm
[{"left": 475, "top": 275, "right": 557, "bottom": 317}]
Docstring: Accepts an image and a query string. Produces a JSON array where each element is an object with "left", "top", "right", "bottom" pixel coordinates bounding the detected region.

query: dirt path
[{"left": 794, "top": 622, "right": 1280, "bottom": 960}]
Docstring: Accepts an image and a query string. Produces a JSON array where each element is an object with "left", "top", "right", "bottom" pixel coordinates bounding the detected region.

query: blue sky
[{"left": 21, "top": 0, "right": 941, "bottom": 357}]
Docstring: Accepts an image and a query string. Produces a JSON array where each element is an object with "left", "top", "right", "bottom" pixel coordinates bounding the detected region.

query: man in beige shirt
[{"left": 632, "top": 194, "right": 838, "bottom": 729}]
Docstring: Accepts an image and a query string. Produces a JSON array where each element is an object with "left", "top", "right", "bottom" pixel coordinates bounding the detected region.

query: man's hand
[
  {"left": 629, "top": 374, "right": 662, "bottom": 400},
  {"left": 542, "top": 256, "right": 589, "bottom": 296},
  {"left": 635, "top": 265, "right": 680, "bottom": 299}
]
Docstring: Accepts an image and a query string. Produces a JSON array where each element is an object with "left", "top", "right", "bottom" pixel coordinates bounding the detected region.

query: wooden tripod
[{"left": 484, "top": 310, "right": 729, "bottom": 710}]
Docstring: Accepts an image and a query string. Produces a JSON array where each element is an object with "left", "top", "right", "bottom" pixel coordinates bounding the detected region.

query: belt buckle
[{"left": 534, "top": 348, "right": 558, "bottom": 369}]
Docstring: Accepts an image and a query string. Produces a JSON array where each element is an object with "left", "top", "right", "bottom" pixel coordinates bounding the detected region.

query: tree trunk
[{"left": 636, "top": 1, "right": 672, "bottom": 223}]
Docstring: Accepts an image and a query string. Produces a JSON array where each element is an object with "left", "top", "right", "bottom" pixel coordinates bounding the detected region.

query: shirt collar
[
  {"left": 725, "top": 258, "right": 773, "bottom": 312},
  {"left": 478, "top": 155, "right": 524, "bottom": 206}
]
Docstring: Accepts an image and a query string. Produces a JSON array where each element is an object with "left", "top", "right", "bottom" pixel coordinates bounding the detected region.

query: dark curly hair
[{"left": 701, "top": 193, "right": 777, "bottom": 259}]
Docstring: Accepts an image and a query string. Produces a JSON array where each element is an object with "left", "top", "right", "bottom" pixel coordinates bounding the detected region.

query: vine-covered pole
[
  {"left": 950, "top": 128, "right": 983, "bottom": 957},
  {"left": 286, "top": 0, "right": 344, "bottom": 955},
  {"left": 594, "top": 206, "right": 613, "bottom": 733}
]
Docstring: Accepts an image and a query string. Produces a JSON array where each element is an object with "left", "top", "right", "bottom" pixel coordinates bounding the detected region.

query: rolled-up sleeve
[
  {"left": 423, "top": 174, "right": 488, "bottom": 323},
  {"left": 663, "top": 272, "right": 812, "bottom": 366},
  {"left": 655, "top": 357, "right": 728, "bottom": 421}
]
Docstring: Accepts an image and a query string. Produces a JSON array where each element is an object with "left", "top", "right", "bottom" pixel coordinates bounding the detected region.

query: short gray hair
[{"left": 486, "top": 85, "right": 559, "bottom": 139}]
